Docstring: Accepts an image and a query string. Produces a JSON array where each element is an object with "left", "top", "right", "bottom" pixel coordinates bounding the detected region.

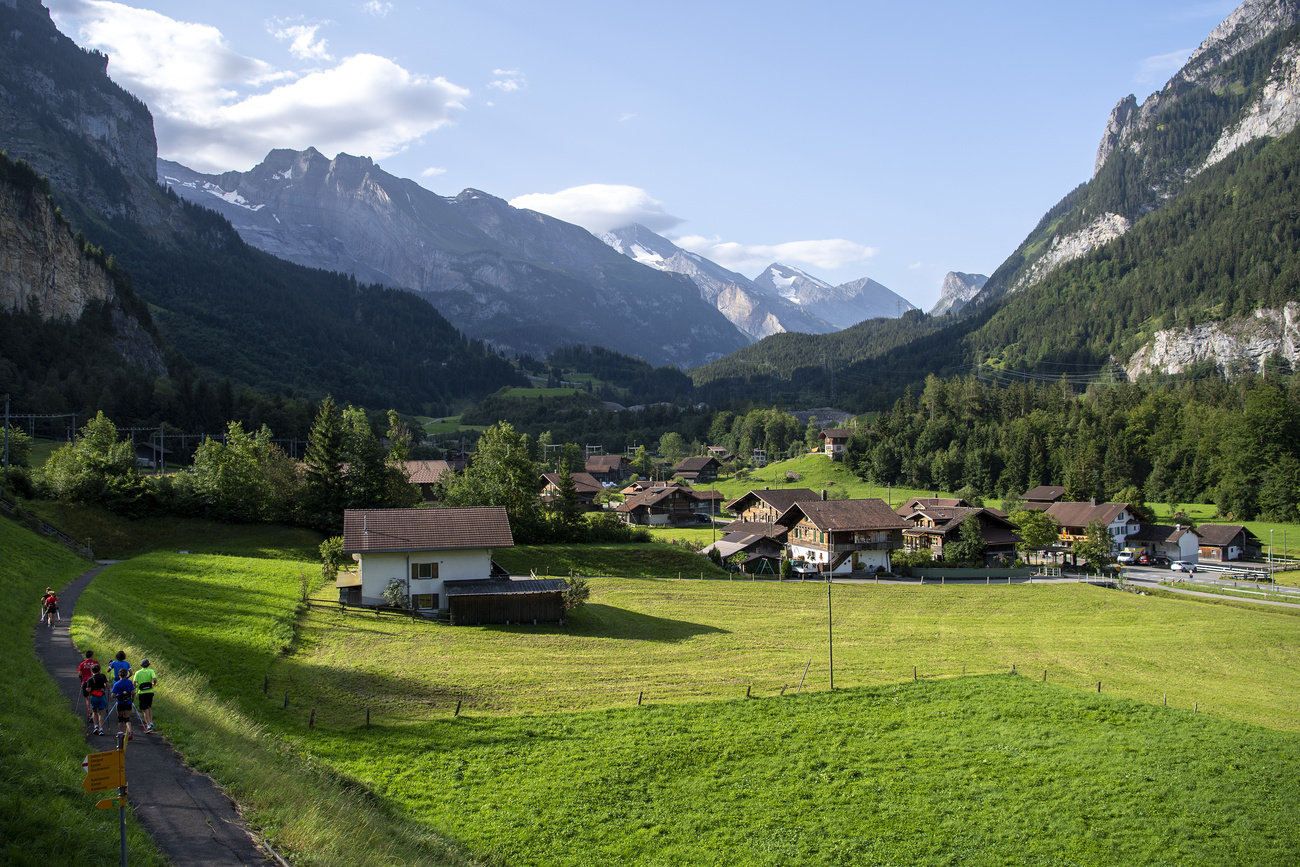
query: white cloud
[
  {"left": 618, "top": 112, "right": 637, "bottom": 122},
  {"left": 271, "top": 23, "right": 332, "bottom": 62},
  {"left": 46, "top": 0, "right": 468, "bottom": 172},
  {"left": 1136, "top": 48, "right": 1194, "bottom": 88},
  {"left": 510, "top": 184, "right": 682, "bottom": 234},
  {"left": 421, "top": 166, "right": 447, "bottom": 177},
  {"left": 364, "top": 1, "right": 393, "bottom": 17},
  {"left": 490, "top": 68, "right": 524, "bottom": 92},
  {"left": 674, "top": 235, "right": 877, "bottom": 274}
]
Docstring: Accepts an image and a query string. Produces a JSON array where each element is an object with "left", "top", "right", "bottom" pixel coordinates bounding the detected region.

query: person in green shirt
[{"left": 133, "top": 659, "right": 158, "bottom": 732}]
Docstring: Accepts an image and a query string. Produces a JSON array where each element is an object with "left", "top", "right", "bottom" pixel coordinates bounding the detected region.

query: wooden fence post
[
  {"left": 746, "top": 684, "right": 751, "bottom": 699},
  {"left": 263, "top": 675, "right": 268, "bottom": 695},
  {"left": 284, "top": 691, "right": 289, "bottom": 708},
  {"left": 366, "top": 707, "right": 370, "bottom": 727},
  {"left": 1163, "top": 694, "right": 1167, "bottom": 707},
  {"left": 454, "top": 699, "right": 461, "bottom": 717},
  {"left": 913, "top": 665, "right": 917, "bottom": 682},
  {"left": 1097, "top": 682, "right": 1102, "bottom": 693},
  {"left": 1012, "top": 664, "right": 1016, "bottom": 675},
  {"left": 637, "top": 691, "right": 643, "bottom": 706},
  {"left": 309, "top": 709, "right": 315, "bottom": 729},
  {"left": 1043, "top": 669, "right": 1047, "bottom": 682}
]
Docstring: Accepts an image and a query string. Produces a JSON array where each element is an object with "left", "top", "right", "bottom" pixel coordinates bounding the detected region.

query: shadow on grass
[{"left": 558, "top": 603, "right": 729, "bottom": 642}]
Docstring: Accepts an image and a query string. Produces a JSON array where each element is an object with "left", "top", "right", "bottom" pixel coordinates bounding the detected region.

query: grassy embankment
[
  {"left": 73, "top": 546, "right": 1300, "bottom": 866},
  {"left": 0, "top": 519, "right": 164, "bottom": 867}
]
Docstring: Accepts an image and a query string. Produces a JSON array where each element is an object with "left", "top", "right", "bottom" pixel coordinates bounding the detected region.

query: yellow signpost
[
  {"left": 96, "top": 797, "right": 124, "bottom": 810},
  {"left": 82, "top": 750, "right": 125, "bottom": 792}
]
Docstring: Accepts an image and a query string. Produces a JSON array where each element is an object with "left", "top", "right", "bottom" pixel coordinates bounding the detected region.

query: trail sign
[
  {"left": 96, "top": 797, "right": 124, "bottom": 810},
  {"left": 82, "top": 750, "right": 125, "bottom": 792}
]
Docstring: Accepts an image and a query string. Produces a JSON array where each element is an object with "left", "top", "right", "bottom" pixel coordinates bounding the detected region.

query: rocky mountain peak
[
  {"left": 1094, "top": 94, "right": 1139, "bottom": 178},
  {"left": 1182, "top": 0, "right": 1300, "bottom": 83},
  {"left": 931, "top": 272, "right": 988, "bottom": 316}
]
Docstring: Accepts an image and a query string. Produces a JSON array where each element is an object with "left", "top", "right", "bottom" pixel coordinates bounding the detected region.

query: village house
[
  {"left": 895, "top": 496, "right": 971, "bottom": 515},
  {"left": 339, "top": 507, "right": 566, "bottom": 624},
  {"left": 1020, "top": 485, "right": 1067, "bottom": 510},
  {"left": 615, "top": 483, "right": 716, "bottom": 526},
  {"left": 1125, "top": 523, "right": 1200, "bottom": 564},
  {"left": 1194, "top": 524, "right": 1263, "bottom": 562},
  {"left": 724, "top": 488, "right": 822, "bottom": 524},
  {"left": 899, "top": 506, "right": 1022, "bottom": 565},
  {"left": 673, "top": 455, "right": 722, "bottom": 483},
  {"left": 700, "top": 531, "right": 785, "bottom": 574},
  {"left": 820, "top": 428, "right": 855, "bottom": 461},
  {"left": 402, "top": 459, "right": 453, "bottom": 501},
  {"left": 781, "top": 498, "right": 909, "bottom": 573},
  {"left": 585, "top": 454, "right": 630, "bottom": 484},
  {"left": 1044, "top": 501, "right": 1142, "bottom": 553},
  {"left": 539, "top": 471, "right": 604, "bottom": 509}
]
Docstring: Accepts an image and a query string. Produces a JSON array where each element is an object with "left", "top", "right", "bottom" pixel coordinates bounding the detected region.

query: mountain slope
[
  {"left": 753, "top": 263, "right": 917, "bottom": 328},
  {"left": 599, "top": 224, "right": 837, "bottom": 340},
  {"left": 931, "top": 272, "right": 988, "bottom": 316},
  {"left": 159, "top": 152, "right": 748, "bottom": 367}
]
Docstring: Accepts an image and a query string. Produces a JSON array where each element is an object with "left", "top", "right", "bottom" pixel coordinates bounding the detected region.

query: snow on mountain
[{"left": 753, "top": 264, "right": 917, "bottom": 329}]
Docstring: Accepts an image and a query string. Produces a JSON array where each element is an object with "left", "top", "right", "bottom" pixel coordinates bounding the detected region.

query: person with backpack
[
  {"left": 86, "top": 664, "right": 109, "bottom": 735},
  {"left": 41, "top": 589, "right": 59, "bottom": 628},
  {"left": 108, "top": 650, "right": 131, "bottom": 681},
  {"left": 133, "top": 659, "right": 158, "bottom": 732},
  {"left": 77, "top": 650, "right": 100, "bottom": 723},
  {"left": 110, "top": 669, "right": 135, "bottom": 741}
]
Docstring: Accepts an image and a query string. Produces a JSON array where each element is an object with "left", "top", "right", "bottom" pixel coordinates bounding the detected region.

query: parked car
[
  {"left": 1116, "top": 551, "right": 1136, "bottom": 565},
  {"left": 791, "top": 560, "right": 820, "bottom": 576},
  {"left": 1171, "top": 561, "right": 1196, "bottom": 573}
]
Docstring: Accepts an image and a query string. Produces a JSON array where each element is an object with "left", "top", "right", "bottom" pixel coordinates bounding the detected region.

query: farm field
[{"left": 68, "top": 547, "right": 1300, "bottom": 865}]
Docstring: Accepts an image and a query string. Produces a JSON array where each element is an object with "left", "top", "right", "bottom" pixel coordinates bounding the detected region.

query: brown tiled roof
[
  {"left": 720, "top": 520, "right": 789, "bottom": 540},
  {"left": 820, "top": 428, "right": 855, "bottom": 438},
  {"left": 1045, "top": 502, "right": 1130, "bottom": 528},
  {"left": 784, "top": 499, "right": 910, "bottom": 532},
  {"left": 342, "top": 508, "right": 514, "bottom": 553},
  {"left": 403, "top": 460, "right": 453, "bottom": 485},
  {"left": 725, "top": 487, "right": 821, "bottom": 515},
  {"left": 615, "top": 486, "right": 696, "bottom": 512},
  {"left": 1023, "top": 485, "right": 1066, "bottom": 502},
  {"left": 896, "top": 497, "right": 967, "bottom": 515},
  {"left": 1127, "top": 524, "right": 1198, "bottom": 544},
  {"left": 1195, "top": 524, "right": 1258, "bottom": 547},
  {"left": 586, "top": 455, "right": 626, "bottom": 469},
  {"left": 901, "top": 507, "right": 1021, "bottom": 541},
  {"left": 540, "top": 472, "right": 603, "bottom": 494},
  {"left": 674, "top": 456, "right": 720, "bottom": 472}
]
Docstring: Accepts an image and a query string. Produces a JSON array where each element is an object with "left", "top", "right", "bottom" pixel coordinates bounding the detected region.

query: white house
[
  {"left": 1045, "top": 501, "right": 1142, "bottom": 552},
  {"left": 340, "top": 507, "right": 514, "bottom": 611}
]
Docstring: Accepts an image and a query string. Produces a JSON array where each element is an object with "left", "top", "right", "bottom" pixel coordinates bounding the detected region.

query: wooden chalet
[
  {"left": 895, "top": 496, "right": 971, "bottom": 516},
  {"left": 900, "top": 506, "right": 1022, "bottom": 565},
  {"left": 820, "top": 428, "right": 855, "bottom": 461},
  {"left": 1044, "top": 501, "right": 1141, "bottom": 552},
  {"left": 539, "top": 471, "right": 603, "bottom": 509},
  {"left": 725, "top": 488, "right": 822, "bottom": 523},
  {"left": 1194, "top": 524, "right": 1263, "bottom": 561},
  {"left": 673, "top": 456, "right": 722, "bottom": 483},
  {"left": 781, "top": 498, "right": 909, "bottom": 573},
  {"left": 402, "top": 459, "right": 453, "bottom": 501},
  {"left": 1021, "top": 485, "right": 1067, "bottom": 510},
  {"left": 585, "top": 454, "right": 630, "bottom": 484},
  {"left": 1126, "top": 523, "right": 1200, "bottom": 564},
  {"left": 615, "top": 483, "right": 715, "bottom": 526}
]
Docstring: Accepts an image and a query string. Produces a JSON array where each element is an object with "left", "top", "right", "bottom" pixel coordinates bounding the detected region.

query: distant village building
[
  {"left": 782, "top": 498, "right": 909, "bottom": 573},
  {"left": 820, "top": 428, "right": 855, "bottom": 461}
]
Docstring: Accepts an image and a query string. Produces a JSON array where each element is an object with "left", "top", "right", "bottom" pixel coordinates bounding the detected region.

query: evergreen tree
[{"left": 302, "top": 396, "right": 346, "bottom": 533}]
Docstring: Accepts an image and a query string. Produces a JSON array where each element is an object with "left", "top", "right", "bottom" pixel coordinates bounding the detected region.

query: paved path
[{"left": 34, "top": 566, "right": 281, "bottom": 866}]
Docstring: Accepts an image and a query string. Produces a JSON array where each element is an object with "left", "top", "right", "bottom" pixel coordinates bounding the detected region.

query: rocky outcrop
[
  {"left": 753, "top": 264, "right": 916, "bottom": 328},
  {"left": 1124, "top": 303, "right": 1300, "bottom": 378},
  {"left": 1204, "top": 41, "right": 1300, "bottom": 168},
  {"left": 1181, "top": 0, "right": 1300, "bottom": 82},
  {"left": 159, "top": 151, "right": 749, "bottom": 367},
  {"left": 1010, "top": 213, "right": 1131, "bottom": 293},
  {"left": 1094, "top": 95, "right": 1140, "bottom": 178},
  {"left": 931, "top": 271, "right": 988, "bottom": 316}
]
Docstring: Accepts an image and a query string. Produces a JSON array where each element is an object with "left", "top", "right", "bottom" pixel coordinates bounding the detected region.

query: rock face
[
  {"left": 0, "top": 0, "right": 162, "bottom": 222},
  {"left": 1094, "top": 95, "right": 1139, "bottom": 178},
  {"left": 600, "top": 224, "right": 837, "bottom": 340},
  {"left": 1011, "top": 213, "right": 1132, "bottom": 293},
  {"left": 1204, "top": 40, "right": 1300, "bottom": 168},
  {"left": 0, "top": 169, "right": 166, "bottom": 374},
  {"left": 159, "top": 151, "right": 748, "bottom": 367},
  {"left": 931, "top": 272, "right": 988, "bottom": 316},
  {"left": 1125, "top": 303, "right": 1300, "bottom": 378},
  {"left": 752, "top": 264, "right": 916, "bottom": 328}
]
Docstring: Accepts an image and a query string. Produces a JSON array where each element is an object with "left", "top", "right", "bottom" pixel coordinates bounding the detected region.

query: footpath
[{"left": 34, "top": 565, "right": 282, "bottom": 866}]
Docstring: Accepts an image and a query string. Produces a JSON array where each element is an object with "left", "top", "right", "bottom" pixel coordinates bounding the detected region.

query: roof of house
[
  {"left": 403, "top": 459, "right": 453, "bottom": 485},
  {"left": 540, "top": 471, "right": 603, "bottom": 493},
  {"left": 674, "top": 456, "right": 721, "bottom": 472},
  {"left": 586, "top": 455, "right": 626, "bottom": 470},
  {"left": 820, "top": 428, "right": 855, "bottom": 439},
  {"left": 701, "top": 532, "right": 775, "bottom": 559},
  {"left": 725, "top": 488, "right": 821, "bottom": 515},
  {"left": 1023, "top": 485, "right": 1066, "bottom": 502},
  {"left": 615, "top": 485, "right": 698, "bottom": 512},
  {"left": 444, "top": 578, "right": 568, "bottom": 596},
  {"left": 342, "top": 507, "right": 514, "bottom": 554},
  {"left": 896, "top": 497, "right": 968, "bottom": 514},
  {"left": 621, "top": 479, "right": 689, "bottom": 494},
  {"left": 1127, "top": 523, "right": 1198, "bottom": 544},
  {"left": 901, "top": 507, "right": 1022, "bottom": 542},
  {"left": 1045, "top": 501, "right": 1131, "bottom": 528},
  {"left": 720, "top": 520, "right": 789, "bottom": 539},
  {"left": 783, "top": 499, "right": 910, "bottom": 532},
  {"left": 1188, "top": 524, "right": 1255, "bottom": 547}
]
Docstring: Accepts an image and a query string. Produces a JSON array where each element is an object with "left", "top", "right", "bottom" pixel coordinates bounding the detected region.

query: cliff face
[
  {"left": 0, "top": 0, "right": 163, "bottom": 222},
  {"left": 930, "top": 271, "right": 988, "bottom": 316},
  {"left": 1125, "top": 303, "right": 1300, "bottom": 378}
]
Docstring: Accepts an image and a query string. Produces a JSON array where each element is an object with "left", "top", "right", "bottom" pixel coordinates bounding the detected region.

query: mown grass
[
  {"left": 20, "top": 501, "right": 322, "bottom": 560},
  {"left": 0, "top": 519, "right": 164, "bottom": 867},
  {"left": 75, "top": 551, "right": 1300, "bottom": 865},
  {"left": 493, "top": 542, "right": 731, "bottom": 580},
  {"left": 70, "top": 552, "right": 485, "bottom": 867}
]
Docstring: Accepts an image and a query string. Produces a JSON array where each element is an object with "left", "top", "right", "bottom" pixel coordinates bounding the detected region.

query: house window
[
  {"left": 411, "top": 562, "right": 439, "bottom": 581},
  {"left": 414, "top": 593, "right": 436, "bottom": 609}
]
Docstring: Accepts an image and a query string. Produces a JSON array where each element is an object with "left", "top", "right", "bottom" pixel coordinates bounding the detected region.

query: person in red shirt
[{"left": 77, "top": 650, "right": 99, "bottom": 723}]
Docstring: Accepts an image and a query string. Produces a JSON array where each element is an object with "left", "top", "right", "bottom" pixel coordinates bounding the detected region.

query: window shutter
[{"left": 411, "top": 563, "right": 419, "bottom": 582}]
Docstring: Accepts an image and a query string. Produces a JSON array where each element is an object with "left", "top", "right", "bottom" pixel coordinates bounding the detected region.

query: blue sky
[{"left": 48, "top": 0, "right": 1240, "bottom": 309}]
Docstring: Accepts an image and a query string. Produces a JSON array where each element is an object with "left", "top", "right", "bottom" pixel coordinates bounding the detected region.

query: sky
[{"left": 47, "top": 0, "right": 1242, "bottom": 310}]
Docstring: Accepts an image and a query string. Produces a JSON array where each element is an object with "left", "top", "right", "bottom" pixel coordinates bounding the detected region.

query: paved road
[{"left": 34, "top": 565, "right": 281, "bottom": 866}]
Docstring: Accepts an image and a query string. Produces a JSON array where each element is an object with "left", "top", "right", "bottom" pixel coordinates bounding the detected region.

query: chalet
[
  {"left": 585, "top": 454, "right": 630, "bottom": 484},
  {"left": 701, "top": 531, "right": 784, "bottom": 573},
  {"left": 724, "top": 488, "right": 822, "bottom": 524},
  {"left": 895, "top": 496, "right": 970, "bottom": 516},
  {"left": 402, "top": 459, "right": 453, "bottom": 501},
  {"left": 1126, "top": 524, "right": 1200, "bottom": 564},
  {"left": 340, "top": 507, "right": 514, "bottom": 612},
  {"left": 900, "top": 506, "right": 1022, "bottom": 565},
  {"left": 621, "top": 478, "right": 687, "bottom": 496},
  {"left": 539, "top": 471, "right": 604, "bottom": 509},
  {"left": 673, "top": 456, "right": 722, "bottom": 483},
  {"left": 1195, "top": 524, "right": 1263, "bottom": 562},
  {"left": 782, "top": 498, "right": 909, "bottom": 573},
  {"left": 718, "top": 519, "right": 792, "bottom": 545},
  {"left": 707, "top": 445, "right": 734, "bottom": 464},
  {"left": 1041, "top": 501, "right": 1140, "bottom": 553},
  {"left": 1021, "top": 485, "right": 1067, "bottom": 510},
  {"left": 615, "top": 484, "right": 714, "bottom": 526},
  {"left": 820, "top": 428, "right": 855, "bottom": 461}
]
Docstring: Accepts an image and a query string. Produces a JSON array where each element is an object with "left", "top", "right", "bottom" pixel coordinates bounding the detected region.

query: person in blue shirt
[
  {"left": 108, "top": 650, "right": 131, "bottom": 681},
  {"left": 110, "top": 669, "right": 136, "bottom": 741}
]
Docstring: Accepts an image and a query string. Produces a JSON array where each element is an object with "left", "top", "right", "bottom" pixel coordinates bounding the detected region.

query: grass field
[
  {"left": 419, "top": 415, "right": 487, "bottom": 435},
  {"left": 493, "top": 542, "right": 730, "bottom": 581},
  {"left": 0, "top": 520, "right": 164, "bottom": 867},
  {"left": 69, "top": 549, "right": 1300, "bottom": 865}
]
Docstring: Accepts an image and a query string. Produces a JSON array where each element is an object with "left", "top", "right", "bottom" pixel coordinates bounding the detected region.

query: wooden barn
[{"left": 445, "top": 578, "right": 568, "bottom": 625}]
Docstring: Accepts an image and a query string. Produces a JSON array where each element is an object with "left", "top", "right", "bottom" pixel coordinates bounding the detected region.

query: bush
[
  {"left": 382, "top": 578, "right": 407, "bottom": 608},
  {"left": 562, "top": 574, "right": 590, "bottom": 612}
]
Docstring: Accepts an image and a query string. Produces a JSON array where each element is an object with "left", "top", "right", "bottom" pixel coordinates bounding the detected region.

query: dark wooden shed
[{"left": 445, "top": 578, "right": 568, "bottom": 626}]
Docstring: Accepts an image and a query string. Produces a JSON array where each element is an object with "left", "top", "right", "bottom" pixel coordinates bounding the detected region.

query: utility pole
[
  {"left": 827, "top": 576, "right": 835, "bottom": 690},
  {"left": 3, "top": 393, "right": 9, "bottom": 471}
]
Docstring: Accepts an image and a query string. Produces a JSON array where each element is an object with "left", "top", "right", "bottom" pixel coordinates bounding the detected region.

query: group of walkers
[
  {"left": 76, "top": 649, "right": 159, "bottom": 739},
  {"left": 40, "top": 587, "right": 59, "bottom": 628}
]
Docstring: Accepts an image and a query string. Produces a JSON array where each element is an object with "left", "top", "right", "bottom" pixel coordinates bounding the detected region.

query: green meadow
[{"left": 64, "top": 543, "right": 1300, "bottom": 866}]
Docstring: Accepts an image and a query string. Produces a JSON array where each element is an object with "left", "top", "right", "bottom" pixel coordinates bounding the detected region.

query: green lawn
[
  {"left": 70, "top": 551, "right": 1300, "bottom": 866},
  {"left": 493, "top": 542, "right": 730, "bottom": 581},
  {"left": 0, "top": 519, "right": 164, "bottom": 867}
]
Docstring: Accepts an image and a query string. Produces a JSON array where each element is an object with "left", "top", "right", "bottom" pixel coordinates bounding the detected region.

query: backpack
[{"left": 44, "top": 595, "right": 57, "bottom": 611}]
